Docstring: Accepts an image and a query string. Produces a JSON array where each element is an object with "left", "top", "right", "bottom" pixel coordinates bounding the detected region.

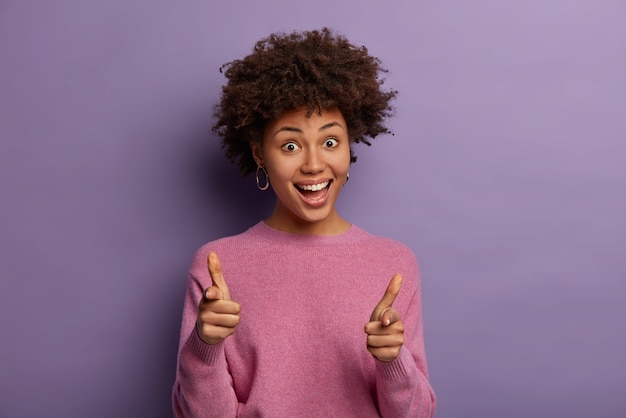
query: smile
[
  {"left": 294, "top": 180, "right": 332, "bottom": 206},
  {"left": 296, "top": 181, "right": 330, "bottom": 192}
]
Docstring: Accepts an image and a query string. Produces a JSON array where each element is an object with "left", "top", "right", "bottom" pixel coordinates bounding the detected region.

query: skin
[
  {"left": 254, "top": 106, "right": 352, "bottom": 236},
  {"left": 196, "top": 107, "right": 405, "bottom": 362}
]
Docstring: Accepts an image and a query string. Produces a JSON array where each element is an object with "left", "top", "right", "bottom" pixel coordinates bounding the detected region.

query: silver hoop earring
[{"left": 256, "top": 166, "right": 269, "bottom": 191}]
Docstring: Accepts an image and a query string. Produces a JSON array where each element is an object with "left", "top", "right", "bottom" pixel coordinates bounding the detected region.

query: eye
[
  {"left": 324, "top": 138, "right": 338, "bottom": 148},
  {"left": 281, "top": 142, "right": 300, "bottom": 152}
]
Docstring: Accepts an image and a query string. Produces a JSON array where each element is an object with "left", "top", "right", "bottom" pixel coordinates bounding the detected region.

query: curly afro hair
[{"left": 212, "top": 27, "right": 397, "bottom": 176}]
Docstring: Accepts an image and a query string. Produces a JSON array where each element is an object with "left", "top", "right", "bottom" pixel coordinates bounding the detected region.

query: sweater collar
[{"left": 248, "top": 221, "right": 366, "bottom": 246}]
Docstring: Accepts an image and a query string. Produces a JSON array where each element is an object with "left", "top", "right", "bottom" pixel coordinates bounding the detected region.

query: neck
[{"left": 264, "top": 205, "right": 351, "bottom": 236}]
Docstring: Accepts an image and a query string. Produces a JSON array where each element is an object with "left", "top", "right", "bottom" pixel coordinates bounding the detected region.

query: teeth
[{"left": 298, "top": 181, "right": 329, "bottom": 191}]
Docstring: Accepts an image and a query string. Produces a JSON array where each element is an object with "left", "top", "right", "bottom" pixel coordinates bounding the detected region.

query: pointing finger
[
  {"left": 207, "top": 252, "right": 231, "bottom": 300},
  {"left": 203, "top": 286, "right": 224, "bottom": 302},
  {"left": 380, "top": 307, "right": 401, "bottom": 327},
  {"left": 370, "top": 273, "right": 402, "bottom": 322}
]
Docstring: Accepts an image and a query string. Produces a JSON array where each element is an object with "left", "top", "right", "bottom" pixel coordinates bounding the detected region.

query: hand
[
  {"left": 365, "top": 274, "right": 404, "bottom": 362},
  {"left": 196, "top": 252, "right": 241, "bottom": 345}
]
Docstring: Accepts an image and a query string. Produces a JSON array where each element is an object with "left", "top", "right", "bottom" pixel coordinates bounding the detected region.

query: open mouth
[{"left": 295, "top": 180, "right": 332, "bottom": 201}]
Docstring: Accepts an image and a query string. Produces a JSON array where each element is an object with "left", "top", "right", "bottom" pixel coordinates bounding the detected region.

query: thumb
[
  {"left": 370, "top": 273, "right": 402, "bottom": 322},
  {"left": 207, "top": 252, "right": 231, "bottom": 300}
]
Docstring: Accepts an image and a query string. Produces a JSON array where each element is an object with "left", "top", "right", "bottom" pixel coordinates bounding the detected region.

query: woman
[{"left": 172, "top": 28, "right": 436, "bottom": 417}]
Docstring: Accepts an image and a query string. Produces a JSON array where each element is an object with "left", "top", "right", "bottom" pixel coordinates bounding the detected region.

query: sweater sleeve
[
  {"left": 172, "top": 249, "right": 238, "bottom": 418},
  {"left": 374, "top": 263, "right": 436, "bottom": 418}
]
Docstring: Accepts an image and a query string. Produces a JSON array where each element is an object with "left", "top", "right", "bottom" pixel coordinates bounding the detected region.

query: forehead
[{"left": 264, "top": 107, "right": 346, "bottom": 136}]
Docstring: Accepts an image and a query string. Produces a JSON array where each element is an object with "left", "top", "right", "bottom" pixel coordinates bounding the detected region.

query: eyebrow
[{"left": 272, "top": 121, "right": 344, "bottom": 137}]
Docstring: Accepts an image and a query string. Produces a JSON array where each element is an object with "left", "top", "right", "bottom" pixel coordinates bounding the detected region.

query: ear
[{"left": 251, "top": 142, "right": 264, "bottom": 167}]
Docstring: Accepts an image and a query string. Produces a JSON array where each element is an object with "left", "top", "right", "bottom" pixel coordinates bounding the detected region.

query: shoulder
[
  {"left": 188, "top": 222, "right": 264, "bottom": 272},
  {"left": 349, "top": 226, "right": 420, "bottom": 285},
  {"left": 353, "top": 226, "right": 417, "bottom": 262},
  {"left": 350, "top": 226, "right": 422, "bottom": 302}
]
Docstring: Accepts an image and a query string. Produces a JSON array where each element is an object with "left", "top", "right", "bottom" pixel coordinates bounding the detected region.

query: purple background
[{"left": 1, "top": 1, "right": 625, "bottom": 417}]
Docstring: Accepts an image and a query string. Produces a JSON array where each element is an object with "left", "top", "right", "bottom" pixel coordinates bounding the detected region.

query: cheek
[
  {"left": 264, "top": 159, "right": 296, "bottom": 182},
  {"left": 331, "top": 152, "right": 351, "bottom": 174}
]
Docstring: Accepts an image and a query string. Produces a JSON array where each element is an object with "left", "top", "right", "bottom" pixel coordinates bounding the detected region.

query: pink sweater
[{"left": 172, "top": 222, "right": 436, "bottom": 417}]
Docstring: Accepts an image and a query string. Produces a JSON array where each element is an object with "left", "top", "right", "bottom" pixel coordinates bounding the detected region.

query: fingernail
[{"left": 384, "top": 318, "right": 391, "bottom": 326}]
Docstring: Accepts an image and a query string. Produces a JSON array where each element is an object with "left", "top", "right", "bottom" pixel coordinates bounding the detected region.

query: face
[{"left": 253, "top": 107, "right": 351, "bottom": 235}]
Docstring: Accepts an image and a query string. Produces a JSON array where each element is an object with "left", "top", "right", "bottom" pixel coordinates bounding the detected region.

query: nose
[{"left": 301, "top": 148, "right": 326, "bottom": 174}]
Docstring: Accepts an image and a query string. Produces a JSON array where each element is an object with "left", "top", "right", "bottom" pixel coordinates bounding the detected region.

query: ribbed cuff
[
  {"left": 185, "top": 330, "right": 225, "bottom": 366},
  {"left": 376, "top": 349, "right": 409, "bottom": 381}
]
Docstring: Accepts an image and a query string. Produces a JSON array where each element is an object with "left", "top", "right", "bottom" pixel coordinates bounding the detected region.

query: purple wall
[{"left": 1, "top": 1, "right": 625, "bottom": 417}]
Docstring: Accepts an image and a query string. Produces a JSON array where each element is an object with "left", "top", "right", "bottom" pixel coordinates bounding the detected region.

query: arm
[
  {"left": 365, "top": 261, "right": 436, "bottom": 418},
  {"left": 172, "top": 250, "right": 239, "bottom": 417},
  {"left": 374, "top": 287, "right": 436, "bottom": 418}
]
